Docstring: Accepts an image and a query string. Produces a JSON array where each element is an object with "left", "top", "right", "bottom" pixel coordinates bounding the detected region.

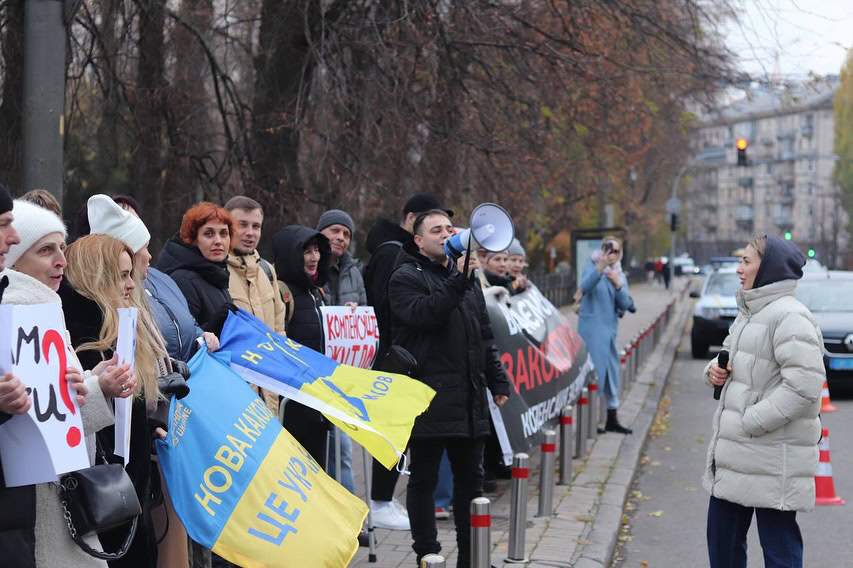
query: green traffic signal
[
  {"left": 784, "top": 231, "right": 793, "bottom": 240},
  {"left": 807, "top": 248, "right": 815, "bottom": 258}
]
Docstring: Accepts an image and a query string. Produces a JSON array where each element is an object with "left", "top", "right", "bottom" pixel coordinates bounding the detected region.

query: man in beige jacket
[{"left": 224, "top": 195, "right": 285, "bottom": 413}]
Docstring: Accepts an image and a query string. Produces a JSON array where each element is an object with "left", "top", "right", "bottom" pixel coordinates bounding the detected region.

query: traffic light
[
  {"left": 783, "top": 231, "right": 793, "bottom": 240},
  {"left": 670, "top": 213, "right": 679, "bottom": 232},
  {"left": 807, "top": 248, "right": 816, "bottom": 258},
  {"left": 736, "top": 137, "right": 748, "bottom": 166}
]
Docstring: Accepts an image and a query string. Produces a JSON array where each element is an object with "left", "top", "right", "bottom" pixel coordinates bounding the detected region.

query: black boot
[{"left": 605, "top": 409, "right": 632, "bottom": 434}]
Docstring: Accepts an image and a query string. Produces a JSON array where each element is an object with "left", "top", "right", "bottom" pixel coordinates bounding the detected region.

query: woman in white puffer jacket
[{"left": 704, "top": 235, "right": 824, "bottom": 568}]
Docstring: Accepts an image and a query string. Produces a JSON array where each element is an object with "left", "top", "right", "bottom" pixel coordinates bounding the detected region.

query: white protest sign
[
  {"left": 320, "top": 306, "right": 380, "bottom": 369},
  {"left": 114, "top": 307, "right": 138, "bottom": 462},
  {"left": 0, "top": 303, "right": 89, "bottom": 486}
]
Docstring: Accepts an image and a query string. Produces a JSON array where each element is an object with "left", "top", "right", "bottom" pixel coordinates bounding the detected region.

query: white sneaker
[
  {"left": 391, "top": 498, "right": 408, "bottom": 516},
  {"left": 370, "top": 500, "right": 411, "bottom": 531}
]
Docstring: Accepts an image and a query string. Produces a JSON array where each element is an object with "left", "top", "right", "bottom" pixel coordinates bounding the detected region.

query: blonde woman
[{"left": 59, "top": 234, "right": 185, "bottom": 568}]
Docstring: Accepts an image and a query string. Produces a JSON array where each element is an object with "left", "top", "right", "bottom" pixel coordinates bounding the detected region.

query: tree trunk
[
  {"left": 133, "top": 0, "right": 167, "bottom": 251},
  {"left": 0, "top": 1, "right": 25, "bottom": 193}
]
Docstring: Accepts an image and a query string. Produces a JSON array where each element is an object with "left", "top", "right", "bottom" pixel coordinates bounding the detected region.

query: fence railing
[{"left": 528, "top": 271, "right": 574, "bottom": 308}]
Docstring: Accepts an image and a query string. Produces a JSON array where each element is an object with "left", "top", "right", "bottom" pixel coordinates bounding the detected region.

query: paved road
[
  {"left": 348, "top": 279, "right": 689, "bottom": 566},
  {"left": 615, "top": 320, "right": 853, "bottom": 567}
]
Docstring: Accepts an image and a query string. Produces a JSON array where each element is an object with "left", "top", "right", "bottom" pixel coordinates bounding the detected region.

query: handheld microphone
[{"left": 713, "top": 350, "right": 729, "bottom": 400}]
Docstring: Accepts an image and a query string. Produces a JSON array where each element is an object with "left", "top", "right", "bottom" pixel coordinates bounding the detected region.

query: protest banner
[
  {"left": 320, "top": 306, "right": 379, "bottom": 369},
  {"left": 219, "top": 307, "right": 435, "bottom": 469},
  {"left": 483, "top": 284, "right": 594, "bottom": 463},
  {"left": 157, "top": 347, "right": 367, "bottom": 568},
  {"left": 114, "top": 307, "right": 137, "bottom": 462},
  {"left": 0, "top": 303, "right": 89, "bottom": 486}
]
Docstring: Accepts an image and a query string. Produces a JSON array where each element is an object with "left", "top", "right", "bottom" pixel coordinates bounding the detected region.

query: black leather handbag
[{"left": 59, "top": 461, "right": 141, "bottom": 560}]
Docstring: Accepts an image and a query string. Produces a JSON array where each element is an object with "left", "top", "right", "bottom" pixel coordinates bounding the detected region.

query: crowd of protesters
[{"left": 0, "top": 186, "right": 544, "bottom": 568}]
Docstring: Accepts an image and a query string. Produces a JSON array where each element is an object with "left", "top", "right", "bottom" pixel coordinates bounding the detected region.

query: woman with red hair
[{"left": 157, "top": 202, "right": 235, "bottom": 330}]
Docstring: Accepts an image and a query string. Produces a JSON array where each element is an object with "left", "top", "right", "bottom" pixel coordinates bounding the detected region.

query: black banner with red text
[{"left": 483, "top": 284, "right": 593, "bottom": 462}]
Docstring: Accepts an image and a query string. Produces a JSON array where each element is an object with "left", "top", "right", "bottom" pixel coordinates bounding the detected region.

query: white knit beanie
[
  {"left": 87, "top": 194, "right": 150, "bottom": 253},
  {"left": 6, "top": 200, "right": 68, "bottom": 268}
]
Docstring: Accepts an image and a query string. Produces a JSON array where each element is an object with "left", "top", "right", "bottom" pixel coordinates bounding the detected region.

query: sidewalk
[{"left": 349, "top": 278, "right": 695, "bottom": 567}]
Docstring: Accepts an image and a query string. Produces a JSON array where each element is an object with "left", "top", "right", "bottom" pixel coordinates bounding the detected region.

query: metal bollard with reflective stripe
[
  {"left": 506, "top": 453, "right": 530, "bottom": 563},
  {"left": 575, "top": 389, "right": 588, "bottom": 458},
  {"left": 558, "top": 405, "right": 573, "bottom": 486},
  {"left": 470, "top": 497, "right": 491, "bottom": 568},
  {"left": 587, "top": 382, "right": 599, "bottom": 441},
  {"left": 537, "top": 429, "right": 557, "bottom": 517},
  {"left": 630, "top": 336, "right": 639, "bottom": 381},
  {"left": 421, "top": 554, "right": 446, "bottom": 568}
]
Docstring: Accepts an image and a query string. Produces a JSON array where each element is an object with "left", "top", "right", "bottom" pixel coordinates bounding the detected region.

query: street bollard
[
  {"left": 470, "top": 497, "right": 491, "bottom": 568},
  {"left": 506, "top": 453, "right": 530, "bottom": 563},
  {"left": 537, "top": 430, "right": 557, "bottom": 517},
  {"left": 631, "top": 336, "right": 639, "bottom": 379},
  {"left": 620, "top": 349, "right": 628, "bottom": 388},
  {"left": 587, "top": 382, "right": 599, "bottom": 441},
  {"left": 558, "top": 406, "right": 573, "bottom": 485},
  {"left": 575, "top": 388, "right": 588, "bottom": 458},
  {"left": 421, "top": 555, "right": 446, "bottom": 568}
]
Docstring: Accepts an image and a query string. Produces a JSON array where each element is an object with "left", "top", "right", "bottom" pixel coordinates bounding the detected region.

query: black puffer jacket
[
  {"left": 388, "top": 242, "right": 511, "bottom": 439},
  {"left": 363, "top": 218, "right": 413, "bottom": 370},
  {"left": 156, "top": 234, "right": 231, "bottom": 331},
  {"left": 58, "top": 281, "right": 160, "bottom": 568},
  {"left": 272, "top": 226, "right": 331, "bottom": 353}
]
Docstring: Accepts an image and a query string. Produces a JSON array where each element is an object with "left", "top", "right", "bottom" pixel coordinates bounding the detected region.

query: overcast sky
[{"left": 724, "top": 0, "right": 853, "bottom": 79}]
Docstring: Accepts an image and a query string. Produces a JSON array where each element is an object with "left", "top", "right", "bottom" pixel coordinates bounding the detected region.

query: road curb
[{"left": 572, "top": 291, "right": 693, "bottom": 567}]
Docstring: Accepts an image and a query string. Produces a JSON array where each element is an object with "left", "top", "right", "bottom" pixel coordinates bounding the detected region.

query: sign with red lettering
[
  {"left": 320, "top": 307, "right": 379, "bottom": 370},
  {"left": 484, "top": 284, "right": 593, "bottom": 463},
  {"left": 0, "top": 303, "right": 90, "bottom": 486}
]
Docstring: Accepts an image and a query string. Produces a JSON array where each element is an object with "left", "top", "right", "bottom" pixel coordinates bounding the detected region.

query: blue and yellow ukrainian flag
[
  {"left": 156, "top": 347, "right": 367, "bottom": 568},
  {"left": 219, "top": 308, "right": 434, "bottom": 469}
]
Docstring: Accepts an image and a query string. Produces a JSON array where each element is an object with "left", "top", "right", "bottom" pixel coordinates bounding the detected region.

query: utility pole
[{"left": 22, "top": 0, "right": 81, "bottom": 202}]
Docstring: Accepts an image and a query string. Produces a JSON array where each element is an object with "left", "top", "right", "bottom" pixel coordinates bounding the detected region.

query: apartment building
[{"left": 684, "top": 78, "right": 848, "bottom": 267}]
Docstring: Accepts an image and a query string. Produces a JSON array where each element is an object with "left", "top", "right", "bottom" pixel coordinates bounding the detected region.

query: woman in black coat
[
  {"left": 60, "top": 234, "right": 175, "bottom": 568},
  {"left": 272, "top": 225, "right": 332, "bottom": 467},
  {"left": 156, "top": 202, "right": 234, "bottom": 331}
]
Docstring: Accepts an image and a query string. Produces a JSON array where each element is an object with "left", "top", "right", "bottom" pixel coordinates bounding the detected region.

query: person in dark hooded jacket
[
  {"left": 388, "top": 209, "right": 511, "bottom": 567},
  {"left": 156, "top": 202, "right": 234, "bottom": 331},
  {"left": 272, "top": 225, "right": 333, "bottom": 467},
  {"left": 361, "top": 193, "right": 454, "bottom": 531}
]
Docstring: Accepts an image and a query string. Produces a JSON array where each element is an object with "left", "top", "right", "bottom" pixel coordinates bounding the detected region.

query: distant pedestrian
[
  {"left": 577, "top": 236, "right": 635, "bottom": 434},
  {"left": 704, "top": 236, "right": 823, "bottom": 568},
  {"left": 654, "top": 257, "right": 664, "bottom": 286},
  {"left": 644, "top": 258, "right": 655, "bottom": 284},
  {"left": 662, "top": 257, "right": 671, "bottom": 289}
]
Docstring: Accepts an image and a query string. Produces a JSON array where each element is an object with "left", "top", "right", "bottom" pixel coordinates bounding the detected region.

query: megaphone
[{"left": 444, "top": 203, "right": 514, "bottom": 259}]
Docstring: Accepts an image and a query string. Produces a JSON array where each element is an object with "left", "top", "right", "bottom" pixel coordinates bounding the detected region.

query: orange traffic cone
[
  {"left": 815, "top": 428, "right": 845, "bottom": 506},
  {"left": 820, "top": 380, "right": 837, "bottom": 413}
]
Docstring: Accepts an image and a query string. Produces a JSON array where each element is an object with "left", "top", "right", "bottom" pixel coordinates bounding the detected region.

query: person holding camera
[
  {"left": 577, "top": 236, "right": 635, "bottom": 434},
  {"left": 704, "top": 236, "right": 823, "bottom": 568},
  {"left": 387, "top": 209, "right": 511, "bottom": 568}
]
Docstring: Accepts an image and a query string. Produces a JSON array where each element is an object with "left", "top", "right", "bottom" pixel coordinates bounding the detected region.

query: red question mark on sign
[{"left": 42, "top": 329, "right": 81, "bottom": 448}]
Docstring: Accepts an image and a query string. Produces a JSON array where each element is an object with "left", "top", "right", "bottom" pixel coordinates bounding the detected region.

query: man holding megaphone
[{"left": 387, "top": 208, "right": 512, "bottom": 568}]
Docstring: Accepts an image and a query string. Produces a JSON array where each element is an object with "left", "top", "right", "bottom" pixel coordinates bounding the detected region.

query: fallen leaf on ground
[{"left": 647, "top": 510, "right": 664, "bottom": 517}]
